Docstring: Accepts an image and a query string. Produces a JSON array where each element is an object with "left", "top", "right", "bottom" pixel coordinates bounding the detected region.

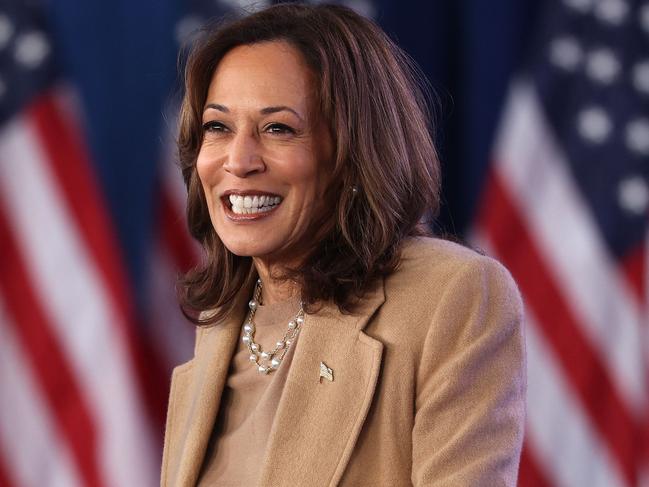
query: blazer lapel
[
  {"left": 165, "top": 300, "right": 247, "bottom": 487},
  {"left": 257, "top": 279, "right": 386, "bottom": 487}
]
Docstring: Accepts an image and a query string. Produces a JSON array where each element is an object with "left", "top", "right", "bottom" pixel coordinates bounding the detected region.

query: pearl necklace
[{"left": 242, "top": 278, "right": 304, "bottom": 375}]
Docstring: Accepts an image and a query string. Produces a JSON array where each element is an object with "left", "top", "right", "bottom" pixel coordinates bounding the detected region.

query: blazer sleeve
[{"left": 411, "top": 256, "right": 526, "bottom": 487}]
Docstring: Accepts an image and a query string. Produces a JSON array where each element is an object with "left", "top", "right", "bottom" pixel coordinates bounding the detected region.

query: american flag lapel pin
[{"left": 319, "top": 361, "right": 334, "bottom": 382}]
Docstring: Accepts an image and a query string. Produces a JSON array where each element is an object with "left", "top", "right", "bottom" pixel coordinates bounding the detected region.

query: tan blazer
[{"left": 161, "top": 238, "right": 526, "bottom": 486}]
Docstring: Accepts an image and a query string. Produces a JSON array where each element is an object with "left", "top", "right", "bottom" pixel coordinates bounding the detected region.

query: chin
[{"left": 220, "top": 237, "right": 280, "bottom": 259}]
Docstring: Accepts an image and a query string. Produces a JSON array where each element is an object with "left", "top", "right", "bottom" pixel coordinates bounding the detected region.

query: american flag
[
  {"left": 0, "top": 0, "right": 200, "bottom": 485},
  {"left": 474, "top": 0, "right": 649, "bottom": 485}
]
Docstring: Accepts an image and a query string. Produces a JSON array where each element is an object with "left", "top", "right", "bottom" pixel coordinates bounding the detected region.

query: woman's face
[{"left": 197, "top": 41, "right": 333, "bottom": 262}]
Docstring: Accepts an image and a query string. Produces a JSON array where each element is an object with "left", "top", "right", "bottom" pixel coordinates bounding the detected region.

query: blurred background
[{"left": 0, "top": 0, "right": 647, "bottom": 485}]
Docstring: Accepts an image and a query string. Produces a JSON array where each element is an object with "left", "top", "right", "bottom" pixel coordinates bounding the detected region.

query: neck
[{"left": 253, "top": 258, "right": 300, "bottom": 305}]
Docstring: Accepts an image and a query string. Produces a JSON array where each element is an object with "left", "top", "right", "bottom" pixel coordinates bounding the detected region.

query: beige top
[
  {"left": 162, "top": 238, "right": 525, "bottom": 487},
  {"left": 196, "top": 296, "right": 302, "bottom": 487}
]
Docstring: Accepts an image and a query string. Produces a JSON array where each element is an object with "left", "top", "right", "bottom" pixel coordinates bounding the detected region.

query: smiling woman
[
  {"left": 196, "top": 41, "right": 333, "bottom": 272},
  {"left": 163, "top": 4, "right": 525, "bottom": 487}
]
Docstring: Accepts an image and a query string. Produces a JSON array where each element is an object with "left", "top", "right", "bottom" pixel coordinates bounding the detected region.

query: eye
[
  {"left": 264, "top": 123, "right": 295, "bottom": 135},
  {"left": 202, "top": 121, "right": 229, "bottom": 133}
]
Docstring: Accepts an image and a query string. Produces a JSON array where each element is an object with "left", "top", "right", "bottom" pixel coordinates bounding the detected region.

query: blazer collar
[
  {"left": 257, "top": 279, "right": 385, "bottom": 486},
  {"left": 170, "top": 278, "right": 386, "bottom": 486},
  {"left": 169, "top": 309, "right": 243, "bottom": 486}
]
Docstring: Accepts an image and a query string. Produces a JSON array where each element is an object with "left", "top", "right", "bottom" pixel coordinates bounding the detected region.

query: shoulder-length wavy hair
[{"left": 178, "top": 3, "right": 440, "bottom": 325}]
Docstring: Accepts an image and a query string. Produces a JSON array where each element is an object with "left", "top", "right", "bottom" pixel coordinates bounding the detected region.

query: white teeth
[
  {"left": 230, "top": 195, "right": 244, "bottom": 208},
  {"left": 227, "top": 193, "right": 283, "bottom": 214}
]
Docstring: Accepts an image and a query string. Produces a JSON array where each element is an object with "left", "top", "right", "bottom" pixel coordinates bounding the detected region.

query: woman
[{"left": 162, "top": 4, "right": 525, "bottom": 487}]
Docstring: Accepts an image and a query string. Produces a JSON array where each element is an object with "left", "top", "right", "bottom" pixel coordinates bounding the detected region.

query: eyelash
[
  {"left": 202, "top": 121, "right": 227, "bottom": 133},
  {"left": 201, "top": 121, "right": 295, "bottom": 135},
  {"left": 264, "top": 123, "right": 295, "bottom": 135}
]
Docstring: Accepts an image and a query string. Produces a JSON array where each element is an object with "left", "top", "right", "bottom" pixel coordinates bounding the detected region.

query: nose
[{"left": 222, "top": 131, "right": 265, "bottom": 178}]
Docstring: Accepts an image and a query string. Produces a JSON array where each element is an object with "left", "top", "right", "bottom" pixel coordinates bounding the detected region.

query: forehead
[{"left": 207, "top": 41, "right": 316, "bottom": 111}]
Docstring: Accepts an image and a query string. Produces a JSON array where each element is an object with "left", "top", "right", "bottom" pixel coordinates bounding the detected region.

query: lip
[
  {"left": 220, "top": 189, "right": 283, "bottom": 222},
  {"left": 222, "top": 189, "right": 282, "bottom": 198}
]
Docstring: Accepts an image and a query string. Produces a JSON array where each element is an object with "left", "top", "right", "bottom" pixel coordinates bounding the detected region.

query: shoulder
[
  {"left": 388, "top": 236, "right": 519, "bottom": 301},
  {"left": 377, "top": 237, "right": 522, "bottom": 337}
]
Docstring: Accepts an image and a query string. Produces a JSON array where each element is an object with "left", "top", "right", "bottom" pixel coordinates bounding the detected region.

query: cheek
[
  {"left": 195, "top": 147, "right": 222, "bottom": 192},
  {"left": 195, "top": 156, "right": 222, "bottom": 224},
  {"left": 294, "top": 146, "right": 328, "bottom": 185},
  {"left": 195, "top": 148, "right": 211, "bottom": 184},
  {"left": 289, "top": 165, "right": 321, "bottom": 204}
]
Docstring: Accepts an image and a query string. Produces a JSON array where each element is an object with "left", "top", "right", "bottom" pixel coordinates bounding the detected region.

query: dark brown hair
[{"left": 178, "top": 3, "right": 440, "bottom": 325}]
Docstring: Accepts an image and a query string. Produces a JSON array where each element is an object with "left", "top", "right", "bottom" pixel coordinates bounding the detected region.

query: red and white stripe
[
  {"left": 524, "top": 312, "right": 627, "bottom": 487},
  {"left": 0, "top": 297, "right": 82, "bottom": 487},
  {"left": 474, "top": 81, "right": 648, "bottom": 486},
  {"left": 0, "top": 89, "right": 158, "bottom": 486}
]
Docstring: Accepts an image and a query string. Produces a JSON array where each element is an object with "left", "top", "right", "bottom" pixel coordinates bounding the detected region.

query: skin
[{"left": 196, "top": 41, "right": 333, "bottom": 305}]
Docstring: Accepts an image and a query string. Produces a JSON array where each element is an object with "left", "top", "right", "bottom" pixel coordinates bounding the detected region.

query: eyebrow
[
  {"left": 204, "top": 103, "right": 229, "bottom": 113},
  {"left": 203, "top": 103, "right": 304, "bottom": 122},
  {"left": 260, "top": 106, "right": 303, "bottom": 121}
]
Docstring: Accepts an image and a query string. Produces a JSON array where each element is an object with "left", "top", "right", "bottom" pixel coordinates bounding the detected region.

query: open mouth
[{"left": 223, "top": 193, "right": 283, "bottom": 216}]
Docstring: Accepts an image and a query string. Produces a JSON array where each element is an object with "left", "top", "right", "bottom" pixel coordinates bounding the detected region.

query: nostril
[{"left": 223, "top": 156, "right": 266, "bottom": 177}]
